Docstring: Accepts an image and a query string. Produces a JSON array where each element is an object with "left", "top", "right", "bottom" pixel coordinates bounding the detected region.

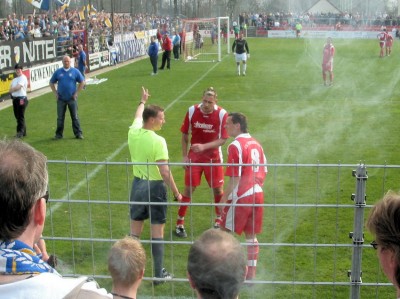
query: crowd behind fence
[{"left": 42, "top": 160, "right": 399, "bottom": 298}]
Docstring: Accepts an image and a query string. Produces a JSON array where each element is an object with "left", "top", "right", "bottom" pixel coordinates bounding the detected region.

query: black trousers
[
  {"left": 160, "top": 50, "right": 171, "bottom": 69},
  {"left": 173, "top": 45, "right": 180, "bottom": 59},
  {"left": 12, "top": 96, "right": 28, "bottom": 136},
  {"left": 150, "top": 55, "right": 158, "bottom": 73}
]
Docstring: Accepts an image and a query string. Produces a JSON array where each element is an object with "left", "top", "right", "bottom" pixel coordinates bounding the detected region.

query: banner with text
[
  {"left": 0, "top": 37, "right": 57, "bottom": 72},
  {"left": 88, "top": 51, "right": 110, "bottom": 71},
  {"left": 29, "top": 60, "right": 63, "bottom": 91},
  {"left": 0, "top": 73, "right": 16, "bottom": 100}
]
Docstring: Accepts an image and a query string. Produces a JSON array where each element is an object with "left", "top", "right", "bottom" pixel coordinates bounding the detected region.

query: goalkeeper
[{"left": 232, "top": 33, "right": 250, "bottom": 76}]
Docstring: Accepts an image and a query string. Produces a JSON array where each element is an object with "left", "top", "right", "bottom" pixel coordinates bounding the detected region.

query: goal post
[{"left": 181, "top": 17, "right": 230, "bottom": 62}]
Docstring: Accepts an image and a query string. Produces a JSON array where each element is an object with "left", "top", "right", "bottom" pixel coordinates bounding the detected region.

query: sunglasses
[
  {"left": 40, "top": 191, "right": 49, "bottom": 203},
  {"left": 370, "top": 240, "right": 378, "bottom": 250}
]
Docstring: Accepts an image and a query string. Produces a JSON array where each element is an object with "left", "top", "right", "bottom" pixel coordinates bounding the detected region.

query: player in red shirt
[
  {"left": 175, "top": 87, "right": 228, "bottom": 238},
  {"left": 386, "top": 32, "right": 394, "bottom": 56},
  {"left": 220, "top": 112, "right": 268, "bottom": 280},
  {"left": 322, "top": 37, "right": 335, "bottom": 86},
  {"left": 377, "top": 28, "right": 388, "bottom": 57}
]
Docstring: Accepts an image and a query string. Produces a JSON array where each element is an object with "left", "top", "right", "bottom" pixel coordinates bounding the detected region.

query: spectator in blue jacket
[{"left": 148, "top": 36, "right": 159, "bottom": 75}]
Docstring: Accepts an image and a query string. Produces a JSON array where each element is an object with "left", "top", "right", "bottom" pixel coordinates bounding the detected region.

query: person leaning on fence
[
  {"left": 108, "top": 237, "right": 146, "bottom": 299},
  {"left": 187, "top": 229, "right": 247, "bottom": 299},
  {"left": 366, "top": 190, "right": 400, "bottom": 298},
  {"left": 0, "top": 139, "right": 112, "bottom": 299},
  {"left": 128, "top": 86, "right": 182, "bottom": 285}
]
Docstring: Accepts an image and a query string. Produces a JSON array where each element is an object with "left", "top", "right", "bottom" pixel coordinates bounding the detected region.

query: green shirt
[{"left": 128, "top": 118, "right": 169, "bottom": 180}]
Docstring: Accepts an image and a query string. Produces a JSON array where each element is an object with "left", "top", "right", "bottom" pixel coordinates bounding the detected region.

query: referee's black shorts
[{"left": 129, "top": 177, "right": 167, "bottom": 224}]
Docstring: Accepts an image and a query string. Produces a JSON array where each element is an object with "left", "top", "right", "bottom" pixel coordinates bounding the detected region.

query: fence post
[{"left": 348, "top": 164, "right": 368, "bottom": 299}]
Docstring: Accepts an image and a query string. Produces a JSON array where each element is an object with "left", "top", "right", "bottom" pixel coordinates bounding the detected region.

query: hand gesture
[{"left": 141, "top": 86, "right": 150, "bottom": 104}]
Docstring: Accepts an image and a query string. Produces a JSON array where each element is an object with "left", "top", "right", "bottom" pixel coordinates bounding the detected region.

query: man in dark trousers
[
  {"left": 159, "top": 33, "right": 172, "bottom": 70},
  {"left": 49, "top": 55, "right": 85, "bottom": 140}
]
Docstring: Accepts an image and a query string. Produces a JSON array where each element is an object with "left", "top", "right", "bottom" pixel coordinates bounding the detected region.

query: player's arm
[
  {"left": 220, "top": 175, "right": 240, "bottom": 205},
  {"left": 157, "top": 160, "right": 182, "bottom": 202},
  {"left": 232, "top": 40, "right": 236, "bottom": 52},
  {"left": 191, "top": 138, "right": 227, "bottom": 153},
  {"left": 181, "top": 133, "right": 190, "bottom": 168},
  {"left": 134, "top": 86, "right": 150, "bottom": 120},
  {"left": 245, "top": 41, "right": 250, "bottom": 54}
]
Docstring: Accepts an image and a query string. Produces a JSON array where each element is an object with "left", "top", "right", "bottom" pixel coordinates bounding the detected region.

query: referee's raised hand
[{"left": 141, "top": 86, "right": 150, "bottom": 104}]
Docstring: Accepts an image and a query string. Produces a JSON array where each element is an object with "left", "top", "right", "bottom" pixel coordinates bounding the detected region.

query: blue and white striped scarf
[{"left": 0, "top": 240, "right": 58, "bottom": 275}]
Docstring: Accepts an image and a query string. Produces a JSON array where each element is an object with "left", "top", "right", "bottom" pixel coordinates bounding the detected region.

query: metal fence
[{"left": 43, "top": 161, "right": 398, "bottom": 298}]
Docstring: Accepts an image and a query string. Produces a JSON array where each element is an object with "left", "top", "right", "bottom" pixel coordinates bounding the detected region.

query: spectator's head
[
  {"left": 367, "top": 191, "right": 400, "bottom": 293},
  {"left": 0, "top": 139, "right": 48, "bottom": 243},
  {"left": 108, "top": 237, "right": 146, "bottom": 292},
  {"left": 187, "top": 229, "right": 247, "bottom": 299}
]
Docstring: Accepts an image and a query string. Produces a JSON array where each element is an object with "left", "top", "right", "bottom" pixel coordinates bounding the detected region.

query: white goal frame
[{"left": 182, "top": 16, "right": 230, "bottom": 62}]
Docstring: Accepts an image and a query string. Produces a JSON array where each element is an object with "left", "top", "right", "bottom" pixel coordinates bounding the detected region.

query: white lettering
[
  {"left": 22, "top": 41, "right": 35, "bottom": 62},
  {"left": 194, "top": 121, "right": 214, "bottom": 130},
  {"left": 0, "top": 46, "right": 12, "bottom": 69},
  {"left": 45, "top": 39, "right": 56, "bottom": 59}
]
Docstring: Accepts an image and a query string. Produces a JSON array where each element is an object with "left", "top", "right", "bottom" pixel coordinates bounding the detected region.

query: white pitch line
[{"left": 48, "top": 61, "right": 221, "bottom": 216}]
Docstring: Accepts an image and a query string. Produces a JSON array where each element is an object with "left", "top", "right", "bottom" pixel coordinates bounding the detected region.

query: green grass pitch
[{"left": 1, "top": 37, "right": 400, "bottom": 298}]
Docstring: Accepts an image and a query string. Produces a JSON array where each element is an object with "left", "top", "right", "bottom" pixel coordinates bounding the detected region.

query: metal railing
[{"left": 43, "top": 161, "right": 396, "bottom": 298}]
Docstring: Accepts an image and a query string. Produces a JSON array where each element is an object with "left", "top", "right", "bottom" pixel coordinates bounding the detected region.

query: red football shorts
[
  {"left": 221, "top": 192, "right": 264, "bottom": 235},
  {"left": 185, "top": 163, "right": 224, "bottom": 188}
]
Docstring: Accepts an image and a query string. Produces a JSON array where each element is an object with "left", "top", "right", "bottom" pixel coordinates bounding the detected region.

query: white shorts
[{"left": 235, "top": 53, "right": 247, "bottom": 62}]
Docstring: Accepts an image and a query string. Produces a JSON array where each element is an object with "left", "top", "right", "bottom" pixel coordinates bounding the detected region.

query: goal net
[{"left": 182, "top": 17, "right": 230, "bottom": 62}]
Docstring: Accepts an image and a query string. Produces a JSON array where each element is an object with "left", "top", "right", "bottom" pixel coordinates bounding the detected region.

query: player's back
[{"left": 231, "top": 134, "right": 267, "bottom": 196}]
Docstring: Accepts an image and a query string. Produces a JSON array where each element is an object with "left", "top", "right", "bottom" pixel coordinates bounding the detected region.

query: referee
[
  {"left": 128, "top": 86, "right": 182, "bottom": 285},
  {"left": 232, "top": 32, "right": 250, "bottom": 76}
]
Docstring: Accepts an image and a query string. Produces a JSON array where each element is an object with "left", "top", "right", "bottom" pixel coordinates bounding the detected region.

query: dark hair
[
  {"left": 0, "top": 139, "right": 48, "bottom": 240},
  {"left": 143, "top": 105, "right": 164, "bottom": 122},
  {"left": 229, "top": 112, "right": 248, "bottom": 133},
  {"left": 188, "top": 229, "right": 246, "bottom": 299},
  {"left": 14, "top": 63, "right": 23, "bottom": 70}
]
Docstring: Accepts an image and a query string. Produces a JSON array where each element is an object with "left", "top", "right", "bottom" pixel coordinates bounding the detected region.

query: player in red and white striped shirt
[{"left": 220, "top": 112, "right": 268, "bottom": 280}]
